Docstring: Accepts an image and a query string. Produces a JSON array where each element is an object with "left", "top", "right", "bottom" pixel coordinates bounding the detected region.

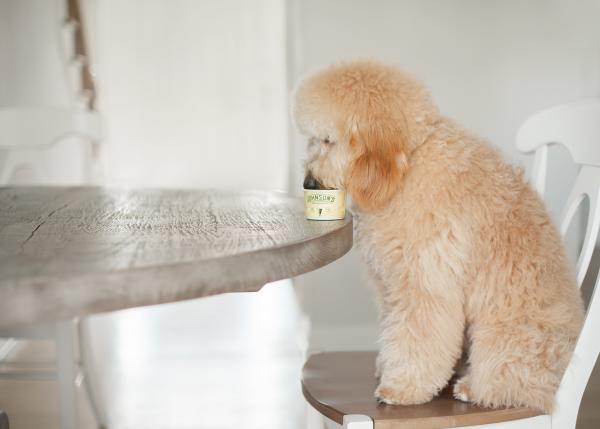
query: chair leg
[
  {"left": 0, "top": 409, "right": 9, "bottom": 429},
  {"left": 0, "top": 320, "right": 105, "bottom": 428},
  {"left": 56, "top": 321, "right": 78, "bottom": 429},
  {"left": 77, "top": 319, "right": 108, "bottom": 429},
  {"left": 305, "top": 400, "right": 328, "bottom": 429},
  {"left": 342, "top": 415, "right": 373, "bottom": 429},
  {"left": 80, "top": 372, "right": 107, "bottom": 429}
]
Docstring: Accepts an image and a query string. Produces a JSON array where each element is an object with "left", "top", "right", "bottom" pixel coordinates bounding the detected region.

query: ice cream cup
[{"left": 304, "top": 189, "right": 346, "bottom": 221}]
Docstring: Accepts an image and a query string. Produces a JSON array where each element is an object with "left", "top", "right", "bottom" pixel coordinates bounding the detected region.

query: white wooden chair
[
  {"left": 303, "top": 99, "right": 600, "bottom": 429},
  {"left": 0, "top": 107, "right": 102, "bottom": 184},
  {"left": 0, "top": 107, "right": 105, "bottom": 429}
]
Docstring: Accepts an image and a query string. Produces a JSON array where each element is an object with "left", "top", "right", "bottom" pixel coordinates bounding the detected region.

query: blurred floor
[{"left": 0, "top": 280, "right": 307, "bottom": 429}]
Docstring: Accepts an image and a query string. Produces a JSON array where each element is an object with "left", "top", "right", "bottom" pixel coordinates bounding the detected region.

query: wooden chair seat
[{"left": 302, "top": 351, "right": 543, "bottom": 429}]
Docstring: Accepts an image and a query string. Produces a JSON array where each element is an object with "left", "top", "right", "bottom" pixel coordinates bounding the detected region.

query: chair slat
[
  {"left": 516, "top": 100, "right": 600, "bottom": 167},
  {"left": 530, "top": 146, "right": 548, "bottom": 197},
  {"left": 552, "top": 265, "right": 600, "bottom": 428},
  {"left": 517, "top": 99, "right": 600, "bottom": 428},
  {"left": 558, "top": 166, "right": 600, "bottom": 286}
]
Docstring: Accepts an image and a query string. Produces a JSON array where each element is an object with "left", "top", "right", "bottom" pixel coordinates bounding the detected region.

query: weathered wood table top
[{"left": 0, "top": 187, "right": 353, "bottom": 328}]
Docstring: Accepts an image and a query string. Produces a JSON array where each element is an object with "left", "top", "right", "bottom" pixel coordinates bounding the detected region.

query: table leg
[{"left": 56, "top": 321, "right": 78, "bottom": 429}]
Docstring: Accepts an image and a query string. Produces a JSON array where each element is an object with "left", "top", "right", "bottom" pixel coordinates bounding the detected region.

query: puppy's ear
[{"left": 346, "top": 122, "right": 408, "bottom": 211}]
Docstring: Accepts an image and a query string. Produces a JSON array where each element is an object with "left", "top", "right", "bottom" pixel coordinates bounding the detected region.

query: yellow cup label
[{"left": 304, "top": 190, "right": 346, "bottom": 220}]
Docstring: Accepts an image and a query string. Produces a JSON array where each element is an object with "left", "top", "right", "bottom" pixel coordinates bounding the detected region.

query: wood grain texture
[
  {"left": 302, "top": 351, "right": 543, "bottom": 429},
  {"left": 0, "top": 187, "right": 353, "bottom": 328}
]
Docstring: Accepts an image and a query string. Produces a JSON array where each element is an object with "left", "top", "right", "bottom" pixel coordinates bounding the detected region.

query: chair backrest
[
  {"left": 0, "top": 107, "right": 102, "bottom": 185},
  {"left": 516, "top": 98, "right": 600, "bottom": 428}
]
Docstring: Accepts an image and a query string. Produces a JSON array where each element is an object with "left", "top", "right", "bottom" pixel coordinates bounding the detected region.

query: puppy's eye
[{"left": 323, "top": 137, "right": 334, "bottom": 144}]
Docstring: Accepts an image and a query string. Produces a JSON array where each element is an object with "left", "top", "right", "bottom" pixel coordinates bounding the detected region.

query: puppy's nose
[{"left": 303, "top": 172, "right": 321, "bottom": 190}]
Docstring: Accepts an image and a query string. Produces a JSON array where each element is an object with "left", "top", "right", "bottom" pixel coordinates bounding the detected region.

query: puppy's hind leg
[{"left": 454, "top": 321, "right": 572, "bottom": 412}]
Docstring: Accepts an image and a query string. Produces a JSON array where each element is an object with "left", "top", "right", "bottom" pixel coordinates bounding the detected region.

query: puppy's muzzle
[{"left": 303, "top": 171, "right": 323, "bottom": 190}]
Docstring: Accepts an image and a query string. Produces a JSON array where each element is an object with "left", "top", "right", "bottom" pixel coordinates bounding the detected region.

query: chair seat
[{"left": 302, "top": 351, "right": 543, "bottom": 428}]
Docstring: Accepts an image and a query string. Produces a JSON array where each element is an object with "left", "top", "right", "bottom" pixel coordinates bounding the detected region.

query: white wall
[
  {"left": 288, "top": 0, "right": 600, "bottom": 350},
  {"left": 0, "top": 2, "right": 10, "bottom": 105},
  {"left": 0, "top": 0, "right": 72, "bottom": 108},
  {"left": 86, "top": 0, "right": 289, "bottom": 191}
]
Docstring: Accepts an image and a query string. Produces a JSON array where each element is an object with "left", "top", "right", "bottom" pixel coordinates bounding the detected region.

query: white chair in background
[
  {"left": 0, "top": 107, "right": 102, "bottom": 184},
  {"left": 0, "top": 107, "right": 105, "bottom": 429},
  {"left": 303, "top": 99, "right": 600, "bottom": 429}
]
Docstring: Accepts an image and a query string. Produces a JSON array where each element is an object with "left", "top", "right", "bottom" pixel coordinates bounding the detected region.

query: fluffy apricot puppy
[{"left": 293, "top": 60, "right": 583, "bottom": 412}]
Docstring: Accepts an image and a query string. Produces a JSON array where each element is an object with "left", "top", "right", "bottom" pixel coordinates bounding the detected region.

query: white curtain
[{"left": 87, "top": 0, "right": 288, "bottom": 190}]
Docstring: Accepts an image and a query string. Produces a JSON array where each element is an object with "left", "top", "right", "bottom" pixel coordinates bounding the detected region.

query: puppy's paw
[
  {"left": 453, "top": 378, "right": 472, "bottom": 403},
  {"left": 375, "top": 383, "right": 435, "bottom": 406}
]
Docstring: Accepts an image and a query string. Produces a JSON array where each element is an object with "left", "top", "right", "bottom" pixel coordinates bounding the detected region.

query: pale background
[
  {"left": 85, "top": 0, "right": 289, "bottom": 190},
  {"left": 1, "top": 0, "right": 600, "bottom": 427}
]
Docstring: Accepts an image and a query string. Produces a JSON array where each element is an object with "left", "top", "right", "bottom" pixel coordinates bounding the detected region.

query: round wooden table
[{"left": 0, "top": 187, "right": 353, "bottom": 328}]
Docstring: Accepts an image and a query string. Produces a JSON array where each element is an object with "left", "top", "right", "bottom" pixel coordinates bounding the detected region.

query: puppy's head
[{"left": 293, "top": 60, "right": 435, "bottom": 211}]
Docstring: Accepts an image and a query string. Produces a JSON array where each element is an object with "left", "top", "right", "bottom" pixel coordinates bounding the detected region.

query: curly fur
[{"left": 293, "top": 59, "right": 584, "bottom": 412}]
